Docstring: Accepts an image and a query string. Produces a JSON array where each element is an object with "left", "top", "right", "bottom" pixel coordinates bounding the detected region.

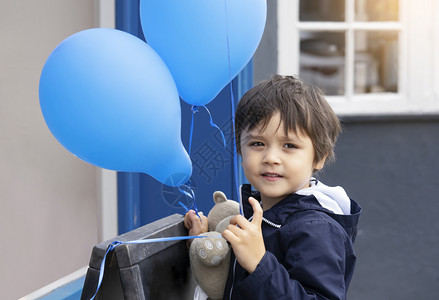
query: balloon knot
[{"left": 191, "top": 105, "right": 199, "bottom": 114}]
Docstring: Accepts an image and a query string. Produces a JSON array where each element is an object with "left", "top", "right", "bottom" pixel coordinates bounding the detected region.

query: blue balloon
[
  {"left": 39, "top": 28, "right": 192, "bottom": 187},
  {"left": 139, "top": 0, "right": 267, "bottom": 106}
]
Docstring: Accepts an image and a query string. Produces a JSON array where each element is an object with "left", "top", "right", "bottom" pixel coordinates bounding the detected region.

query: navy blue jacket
[{"left": 223, "top": 184, "right": 361, "bottom": 300}]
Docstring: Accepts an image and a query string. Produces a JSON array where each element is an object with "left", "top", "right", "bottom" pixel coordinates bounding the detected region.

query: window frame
[{"left": 277, "top": 0, "right": 439, "bottom": 116}]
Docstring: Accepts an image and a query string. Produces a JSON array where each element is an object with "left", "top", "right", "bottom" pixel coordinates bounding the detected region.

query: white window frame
[{"left": 277, "top": 0, "right": 439, "bottom": 116}]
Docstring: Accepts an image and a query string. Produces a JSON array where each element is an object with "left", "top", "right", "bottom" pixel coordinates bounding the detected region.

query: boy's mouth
[{"left": 262, "top": 172, "right": 283, "bottom": 178}]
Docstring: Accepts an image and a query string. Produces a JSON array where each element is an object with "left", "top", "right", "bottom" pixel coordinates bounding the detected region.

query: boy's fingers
[
  {"left": 200, "top": 215, "right": 208, "bottom": 227},
  {"left": 222, "top": 228, "right": 239, "bottom": 244},
  {"left": 226, "top": 222, "right": 243, "bottom": 236},
  {"left": 192, "top": 212, "right": 208, "bottom": 235},
  {"left": 229, "top": 214, "right": 249, "bottom": 229},
  {"left": 248, "top": 197, "right": 263, "bottom": 225},
  {"left": 185, "top": 211, "right": 200, "bottom": 227},
  {"left": 183, "top": 210, "right": 195, "bottom": 229}
]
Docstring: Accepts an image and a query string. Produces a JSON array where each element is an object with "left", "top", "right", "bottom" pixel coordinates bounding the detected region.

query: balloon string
[
  {"left": 200, "top": 105, "right": 226, "bottom": 148},
  {"left": 188, "top": 105, "right": 199, "bottom": 157},
  {"left": 185, "top": 104, "right": 225, "bottom": 218},
  {"left": 177, "top": 184, "right": 195, "bottom": 207},
  {"left": 185, "top": 108, "right": 199, "bottom": 216},
  {"left": 177, "top": 183, "right": 200, "bottom": 218},
  {"left": 223, "top": 0, "right": 242, "bottom": 214},
  {"left": 189, "top": 105, "right": 226, "bottom": 152},
  {"left": 89, "top": 234, "right": 222, "bottom": 300}
]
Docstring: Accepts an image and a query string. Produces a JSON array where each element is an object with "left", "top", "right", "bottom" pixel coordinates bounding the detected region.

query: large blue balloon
[
  {"left": 139, "top": 0, "right": 267, "bottom": 106},
  {"left": 39, "top": 28, "right": 192, "bottom": 187}
]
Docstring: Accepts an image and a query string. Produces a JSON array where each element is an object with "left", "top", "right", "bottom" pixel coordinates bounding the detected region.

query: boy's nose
[{"left": 262, "top": 148, "right": 281, "bottom": 165}]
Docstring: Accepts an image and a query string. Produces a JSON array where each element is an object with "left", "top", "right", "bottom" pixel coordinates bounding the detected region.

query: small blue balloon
[
  {"left": 139, "top": 0, "right": 267, "bottom": 106},
  {"left": 39, "top": 28, "right": 192, "bottom": 187}
]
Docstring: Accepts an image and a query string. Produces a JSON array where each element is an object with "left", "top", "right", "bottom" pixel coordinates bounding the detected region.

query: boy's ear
[{"left": 314, "top": 155, "right": 327, "bottom": 171}]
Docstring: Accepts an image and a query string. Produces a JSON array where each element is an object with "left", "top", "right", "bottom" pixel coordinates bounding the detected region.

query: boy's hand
[
  {"left": 222, "top": 197, "right": 265, "bottom": 274},
  {"left": 184, "top": 210, "right": 208, "bottom": 245}
]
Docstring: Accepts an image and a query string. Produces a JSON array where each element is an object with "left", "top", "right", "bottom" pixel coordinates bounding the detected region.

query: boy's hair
[{"left": 235, "top": 75, "right": 341, "bottom": 166}]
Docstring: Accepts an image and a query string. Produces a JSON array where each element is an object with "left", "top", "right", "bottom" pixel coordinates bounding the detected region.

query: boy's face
[{"left": 240, "top": 112, "right": 325, "bottom": 210}]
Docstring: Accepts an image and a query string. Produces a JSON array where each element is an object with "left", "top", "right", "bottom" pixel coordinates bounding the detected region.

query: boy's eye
[
  {"left": 250, "top": 141, "right": 264, "bottom": 147},
  {"left": 284, "top": 143, "right": 297, "bottom": 149}
]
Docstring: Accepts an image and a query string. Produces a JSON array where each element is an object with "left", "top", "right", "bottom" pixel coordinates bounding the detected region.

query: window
[{"left": 277, "top": 0, "right": 439, "bottom": 115}]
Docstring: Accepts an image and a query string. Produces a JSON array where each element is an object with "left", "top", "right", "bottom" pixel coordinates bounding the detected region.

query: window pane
[
  {"left": 300, "top": 0, "right": 345, "bottom": 22},
  {"left": 355, "top": 0, "right": 399, "bottom": 21},
  {"left": 300, "top": 32, "right": 345, "bottom": 95},
  {"left": 354, "top": 31, "right": 398, "bottom": 94}
]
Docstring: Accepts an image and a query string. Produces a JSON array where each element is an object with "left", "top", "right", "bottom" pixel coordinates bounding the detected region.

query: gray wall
[
  {"left": 0, "top": 1, "right": 99, "bottom": 299},
  {"left": 253, "top": 0, "right": 277, "bottom": 85},
  {"left": 318, "top": 116, "right": 439, "bottom": 299}
]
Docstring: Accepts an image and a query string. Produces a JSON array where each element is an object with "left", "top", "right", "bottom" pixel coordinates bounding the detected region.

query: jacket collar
[
  {"left": 240, "top": 184, "right": 362, "bottom": 240},
  {"left": 241, "top": 184, "right": 324, "bottom": 223}
]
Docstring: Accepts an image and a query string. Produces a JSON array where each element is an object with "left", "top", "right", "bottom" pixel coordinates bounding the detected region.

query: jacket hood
[{"left": 296, "top": 178, "right": 351, "bottom": 215}]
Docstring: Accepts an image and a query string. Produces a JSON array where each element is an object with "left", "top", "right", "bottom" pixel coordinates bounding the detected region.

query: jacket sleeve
[{"left": 235, "top": 219, "right": 349, "bottom": 300}]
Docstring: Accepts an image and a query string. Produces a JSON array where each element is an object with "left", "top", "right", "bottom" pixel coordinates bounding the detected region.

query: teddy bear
[{"left": 189, "top": 191, "right": 240, "bottom": 300}]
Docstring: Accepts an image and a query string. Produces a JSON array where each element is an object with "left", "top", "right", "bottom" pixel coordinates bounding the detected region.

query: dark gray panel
[
  {"left": 254, "top": 0, "right": 278, "bottom": 84},
  {"left": 317, "top": 117, "right": 439, "bottom": 299}
]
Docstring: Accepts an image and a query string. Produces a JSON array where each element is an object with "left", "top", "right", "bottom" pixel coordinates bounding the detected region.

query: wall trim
[
  {"left": 340, "top": 113, "right": 439, "bottom": 124},
  {"left": 96, "top": 0, "right": 118, "bottom": 242},
  {"left": 96, "top": 0, "right": 115, "bottom": 28}
]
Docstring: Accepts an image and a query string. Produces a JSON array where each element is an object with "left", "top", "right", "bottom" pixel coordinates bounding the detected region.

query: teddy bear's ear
[{"left": 213, "top": 191, "right": 227, "bottom": 204}]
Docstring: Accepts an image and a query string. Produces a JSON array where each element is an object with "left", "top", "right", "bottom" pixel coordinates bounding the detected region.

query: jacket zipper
[
  {"left": 262, "top": 217, "right": 282, "bottom": 228},
  {"left": 229, "top": 258, "right": 237, "bottom": 300},
  {"left": 249, "top": 215, "right": 282, "bottom": 228}
]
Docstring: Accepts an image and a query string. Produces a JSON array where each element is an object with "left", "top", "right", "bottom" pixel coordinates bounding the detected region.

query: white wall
[{"left": 0, "top": 1, "right": 102, "bottom": 299}]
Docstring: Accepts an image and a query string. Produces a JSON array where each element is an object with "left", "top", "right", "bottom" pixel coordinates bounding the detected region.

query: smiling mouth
[{"left": 262, "top": 173, "right": 283, "bottom": 178}]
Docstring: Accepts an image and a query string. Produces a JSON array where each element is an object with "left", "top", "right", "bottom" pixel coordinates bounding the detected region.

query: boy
[{"left": 185, "top": 75, "right": 361, "bottom": 299}]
